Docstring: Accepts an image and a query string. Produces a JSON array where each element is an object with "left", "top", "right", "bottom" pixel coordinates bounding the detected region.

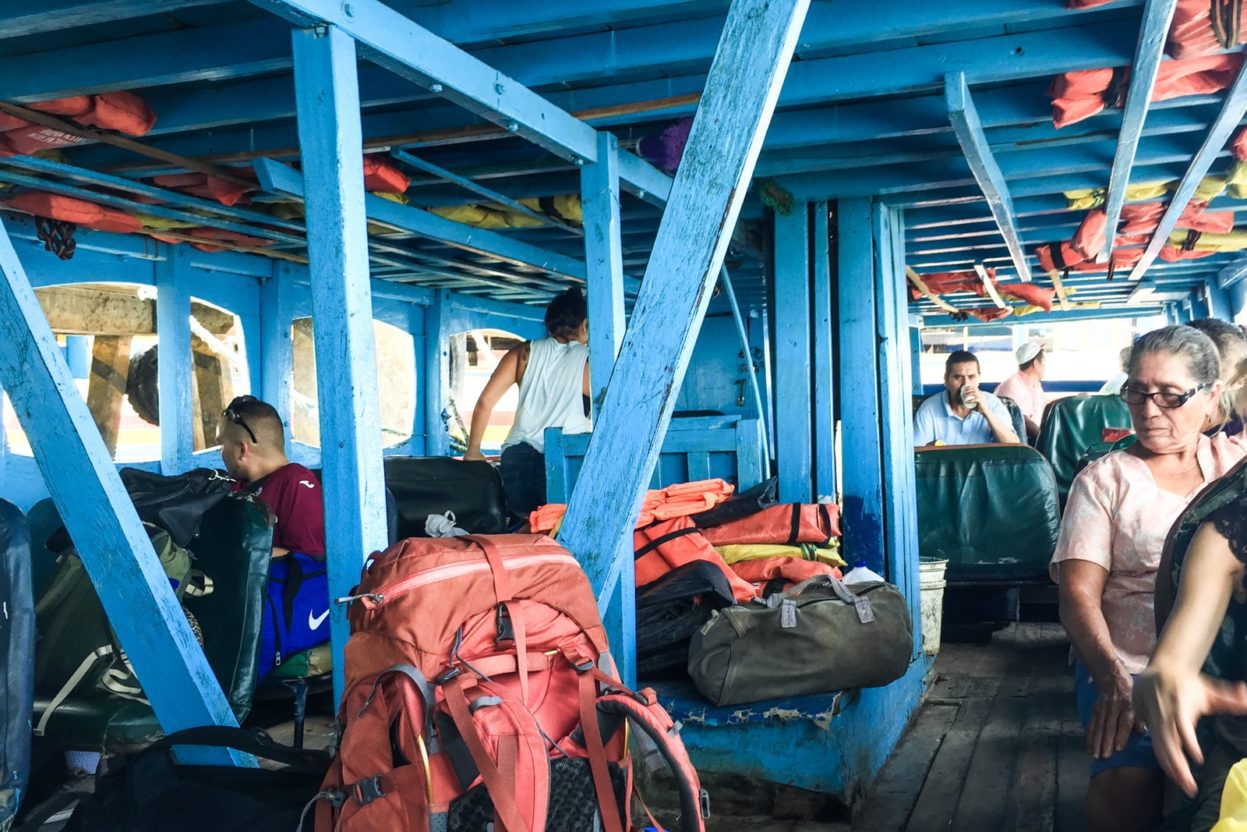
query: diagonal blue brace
[
  {"left": 1128, "top": 60, "right": 1247, "bottom": 281},
  {"left": 0, "top": 217, "right": 245, "bottom": 765},
  {"left": 945, "top": 72, "right": 1032, "bottom": 282},
  {"left": 292, "top": 25, "right": 389, "bottom": 703},
  {"left": 1101, "top": 0, "right": 1179, "bottom": 262},
  {"left": 555, "top": 0, "right": 810, "bottom": 649}
]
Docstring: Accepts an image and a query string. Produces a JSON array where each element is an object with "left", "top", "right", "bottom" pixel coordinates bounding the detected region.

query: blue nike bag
[{"left": 258, "top": 552, "right": 330, "bottom": 680}]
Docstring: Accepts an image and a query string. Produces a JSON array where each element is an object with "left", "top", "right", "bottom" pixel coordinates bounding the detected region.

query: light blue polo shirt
[{"left": 913, "top": 390, "right": 1011, "bottom": 446}]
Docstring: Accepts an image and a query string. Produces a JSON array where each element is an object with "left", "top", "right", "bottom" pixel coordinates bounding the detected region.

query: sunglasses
[
  {"left": 1119, "top": 382, "right": 1209, "bottom": 409},
  {"left": 223, "top": 396, "right": 259, "bottom": 444}
]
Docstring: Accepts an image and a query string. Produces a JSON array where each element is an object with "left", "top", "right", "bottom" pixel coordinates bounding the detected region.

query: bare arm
[
  {"left": 977, "top": 394, "right": 1020, "bottom": 444},
  {"left": 1134, "top": 523, "right": 1247, "bottom": 796},
  {"left": 1058, "top": 559, "right": 1140, "bottom": 758},
  {"left": 464, "top": 345, "right": 522, "bottom": 460},
  {"left": 1024, "top": 416, "right": 1041, "bottom": 439}
]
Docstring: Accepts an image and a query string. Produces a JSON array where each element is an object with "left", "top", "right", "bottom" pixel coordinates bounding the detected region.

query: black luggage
[
  {"left": 0, "top": 501, "right": 33, "bottom": 830},
  {"left": 383, "top": 456, "right": 507, "bottom": 538},
  {"left": 636, "top": 561, "right": 736, "bottom": 679},
  {"left": 62, "top": 727, "right": 330, "bottom": 832}
]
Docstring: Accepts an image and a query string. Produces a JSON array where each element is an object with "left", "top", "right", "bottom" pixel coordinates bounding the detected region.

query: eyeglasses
[
  {"left": 223, "top": 396, "right": 259, "bottom": 443},
  {"left": 1119, "top": 383, "right": 1209, "bottom": 409}
]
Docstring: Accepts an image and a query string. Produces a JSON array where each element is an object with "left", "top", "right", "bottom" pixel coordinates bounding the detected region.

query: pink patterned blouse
[{"left": 1050, "top": 434, "right": 1247, "bottom": 673}]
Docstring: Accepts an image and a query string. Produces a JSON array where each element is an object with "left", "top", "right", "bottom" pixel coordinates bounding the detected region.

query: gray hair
[{"left": 1129, "top": 325, "right": 1221, "bottom": 387}]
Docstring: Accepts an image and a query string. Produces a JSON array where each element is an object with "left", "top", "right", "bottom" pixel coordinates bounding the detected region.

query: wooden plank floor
[{"left": 851, "top": 622, "right": 1090, "bottom": 832}]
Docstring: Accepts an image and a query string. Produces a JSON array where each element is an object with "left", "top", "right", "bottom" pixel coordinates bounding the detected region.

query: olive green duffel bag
[{"left": 687, "top": 575, "right": 913, "bottom": 707}]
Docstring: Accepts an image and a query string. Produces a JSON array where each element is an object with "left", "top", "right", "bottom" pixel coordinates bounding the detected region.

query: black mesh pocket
[{"left": 446, "top": 758, "right": 627, "bottom": 832}]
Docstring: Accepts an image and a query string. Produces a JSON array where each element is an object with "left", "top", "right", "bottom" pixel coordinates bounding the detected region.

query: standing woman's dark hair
[{"left": 545, "top": 288, "right": 587, "bottom": 341}]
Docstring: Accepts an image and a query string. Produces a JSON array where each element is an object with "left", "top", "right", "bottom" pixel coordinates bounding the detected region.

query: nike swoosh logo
[
  {"left": 308, "top": 609, "right": 330, "bottom": 630},
  {"left": 298, "top": 480, "right": 316, "bottom": 489}
]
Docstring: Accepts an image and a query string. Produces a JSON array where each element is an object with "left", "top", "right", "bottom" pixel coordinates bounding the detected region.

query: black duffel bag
[
  {"left": 63, "top": 726, "right": 330, "bottom": 832},
  {"left": 383, "top": 457, "right": 507, "bottom": 538},
  {"left": 637, "top": 561, "right": 737, "bottom": 679}
]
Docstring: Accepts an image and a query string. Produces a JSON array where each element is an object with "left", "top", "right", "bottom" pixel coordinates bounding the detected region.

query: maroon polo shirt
[{"left": 233, "top": 463, "right": 326, "bottom": 558}]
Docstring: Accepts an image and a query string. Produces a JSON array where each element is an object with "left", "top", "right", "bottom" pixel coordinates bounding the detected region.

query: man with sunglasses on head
[{"left": 220, "top": 395, "right": 325, "bottom": 559}]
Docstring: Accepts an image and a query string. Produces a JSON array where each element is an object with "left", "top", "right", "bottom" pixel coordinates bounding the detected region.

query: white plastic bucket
[{"left": 919, "top": 558, "right": 948, "bottom": 655}]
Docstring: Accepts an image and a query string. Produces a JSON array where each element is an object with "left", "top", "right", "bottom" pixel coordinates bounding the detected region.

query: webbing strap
[
  {"left": 441, "top": 676, "right": 529, "bottom": 832},
  {"left": 577, "top": 672, "right": 624, "bottom": 832},
  {"left": 634, "top": 527, "right": 699, "bottom": 559},
  {"left": 787, "top": 504, "right": 801, "bottom": 546},
  {"left": 35, "top": 646, "right": 113, "bottom": 736},
  {"left": 465, "top": 535, "right": 512, "bottom": 604}
]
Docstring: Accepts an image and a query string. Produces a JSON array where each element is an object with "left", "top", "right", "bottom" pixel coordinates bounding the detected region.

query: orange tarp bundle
[
  {"left": 529, "top": 478, "right": 735, "bottom": 534},
  {"left": 1049, "top": 54, "right": 1242, "bottom": 128},
  {"left": 0, "top": 92, "right": 155, "bottom": 156},
  {"left": 634, "top": 517, "right": 756, "bottom": 602}
]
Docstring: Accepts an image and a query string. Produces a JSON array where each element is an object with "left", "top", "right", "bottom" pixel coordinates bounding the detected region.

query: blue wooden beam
[
  {"left": 922, "top": 305, "right": 1165, "bottom": 328},
  {"left": 1206, "top": 280, "right": 1233, "bottom": 320},
  {"left": 555, "top": 0, "right": 809, "bottom": 638},
  {"left": 774, "top": 204, "right": 813, "bottom": 504},
  {"left": 1220, "top": 255, "right": 1247, "bottom": 290},
  {"left": 838, "top": 198, "right": 886, "bottom": 574},
  {"left": 1101, "top": 0, "right": 1179, "bottom": 262},
  {"left": 292, "top": 25, "right": 389, "bottom": 703},
  {"left": 811, "top": 202, "right": 835, "bottom": 501},
  {"left": 157, "top": 247, "right": 195, "bottom": 473},
  {"left": 946, "top": 72, "right": 1032, "bottom": 282},
  {"left": 580, "top": 131, "right": 626, "bottom": 416},
  {"left": 249, "top": 0, "right": 672, "bottom": 202},
  {"left": 1128, "top": 63, "right": 1247, "bottom": 281},
  {"left": 0, "top": 217, "right": 243, "bottom": 761},
  {"left": 0, "top": 0, "right": 222, "bottom": 38}
]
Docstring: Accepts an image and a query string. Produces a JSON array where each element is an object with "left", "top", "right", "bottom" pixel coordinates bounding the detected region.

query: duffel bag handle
[
  {"left": 767, "top": 574, "right": 877, "bottom": 624},
  {"left": 148, "top": 725, "right": 330, "bottom": 773}
]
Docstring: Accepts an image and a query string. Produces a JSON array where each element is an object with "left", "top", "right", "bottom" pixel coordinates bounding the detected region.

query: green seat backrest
[
  {"left": 914, "top": 444, "right": 1061, "bottom": 583},
  {"left": 995, "top": 395, "right": 1027, "bottom": 443},
  {"left": 1035, "top": 395, "right": 1133, "bottom": 500}
]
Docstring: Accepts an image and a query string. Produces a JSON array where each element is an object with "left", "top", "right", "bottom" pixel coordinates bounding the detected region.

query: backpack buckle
[
  {"left": 494, "top": 604, "right": 515, "bottom": 645},
  {"left": 435, "top": 665, "right": 462, "bottom": 685},
  {"left": 354, "top": 776, "right": 386, "bottom": 806}
]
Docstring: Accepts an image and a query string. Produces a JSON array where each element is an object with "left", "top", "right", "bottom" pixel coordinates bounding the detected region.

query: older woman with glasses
[{"left": 1052, "top": 325, "right": 1247, "bottom": 832}]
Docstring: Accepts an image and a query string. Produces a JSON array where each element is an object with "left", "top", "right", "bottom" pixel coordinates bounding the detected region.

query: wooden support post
[
  {"left": 910, "top": 326, "right": 925, "bottom": 398},
  {"left": 581, "top": 131, "right": 625, "bottom": 416},
  {"left": 812, "top": 201, "right": 836, "bottom": 501},
  {"left": 260, "top": 262, "right": 295, "bottom": 431},
  {"left": 293, "top": 25, "right": 389, "bottom": 702},
  {"left": 873, "top": 203, "right": 921, "bottom": 642},
  {"left": 1231, "top": 281, "right": 1247, "bottom": 322},
  {"left": 775, "top": 204, "right": 813, "bottom": 504},
  {"left": 838, "top": 198, "right": 886, "bottom": 574},
  {"left": 86, "top": 335, "right": 132, "bottom": 457},
  {"left": 0, "top": 216, "right": 243, "bottom": 762},
  {"left": 1207, "top": 281, "right": 1233, "bottom": 321},
  {"left": 556, "top": 0, "right": 810, "bottom": 670},
  {"left": 423, "top": 291, "right": 451, "bottom": 455},
  {"left": 157, "top": 247, "right": 195, "bottom": 472},
  {"left": 719, "top": 266, "right": 770, "bottom": 468},
  {"left": 748, "top": 311, "right": 776, "bottom": 455}
]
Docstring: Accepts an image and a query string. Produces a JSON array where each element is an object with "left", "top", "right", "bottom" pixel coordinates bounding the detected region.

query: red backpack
[{"left": 312, "top": 534, "right": 707, "bottom": 832}]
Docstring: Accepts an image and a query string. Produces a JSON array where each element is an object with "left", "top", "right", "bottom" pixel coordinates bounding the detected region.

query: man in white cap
[{"left": 994, "top": 341, "right": 1047, "bottom": 441}]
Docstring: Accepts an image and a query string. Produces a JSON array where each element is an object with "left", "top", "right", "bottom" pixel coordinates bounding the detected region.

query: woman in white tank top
[{"left": 464, "top": 289, "right": 591, "bottom": 523}]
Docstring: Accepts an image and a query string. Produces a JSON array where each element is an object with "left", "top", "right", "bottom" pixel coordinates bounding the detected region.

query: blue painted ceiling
[{"left": 0, "top": 0, "right": 1239, "bottom": 318}]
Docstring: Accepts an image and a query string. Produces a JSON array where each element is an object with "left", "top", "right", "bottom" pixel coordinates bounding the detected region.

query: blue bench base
[{"left": 649, "top": 654, "right": 935, "bottom": 800}]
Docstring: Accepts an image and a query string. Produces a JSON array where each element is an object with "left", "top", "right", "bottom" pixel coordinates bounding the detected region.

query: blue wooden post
[
  {"left": 1182, "top": 298, "right": 1195, "bottom": 322},
  {"left": 873, "top": 203, "right": 922, "bottom": 642},
  {"left": 423, "top": 291, "right": 451, "bottom": 455},
  {"left": 581, "top": 131, "right": 625, "bottom": 415},
  {"left": 1207, "top": 281, "right": 1232, "bottom": 321},
  {"left": 0, "top": 217, "right": 242, "bottom": 762},
  {"left": 63, "top": 336, "right": 90, "bottom": 380},
  {"left": 910, "top": 326, "right": 925, "bottom": 397},
  {"left": 157, "top": 246, "right": 195, "bottom": 473},
  {"left": 811, "top": 201, "right": 835, "bottom": 501},
  {"left": 775, "top": 203, "right": 813, "bottom": 503},
  {"left": 260, "top": 262, "right": 295, "bottom": 434},
  {"left": 293, "top": 25, "right": 389, "bottom": 702},
  {"left": 1191, "top": 290, "right": 1210, "bottom": 320},
  {"left": 1232, "top": 280, "right": 1247, "bottom": 322},
  {"left": 749, "top": 310, "right": 776, "bottom": 455},
  {"left": 837, "top": 198, "right": 886, "bottom": 574},
  {"left": 719, "top": 266, "right": 770, "bottom": 468},
  {"left": 556, "top": 0, "right": 810, "bottom": 669}
]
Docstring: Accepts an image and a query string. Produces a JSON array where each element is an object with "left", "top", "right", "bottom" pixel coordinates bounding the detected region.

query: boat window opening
[
  {"left": 917, "top": 318, "right": 1166, "bottom": 400},
  {"left": 2, "top": 283, "right": 162, "bottom": 462},
  {"left": 290, "top": 317, "right": 416, "bottom": 449},
  {"left": 447, "top": 329, "right": 523, "bottom": 456},
  {"left": 189, "top": 297, "right": 250, "bottom": 451}
]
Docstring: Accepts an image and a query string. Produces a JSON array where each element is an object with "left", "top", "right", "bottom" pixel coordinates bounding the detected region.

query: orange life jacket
[
  {"left": 1169, "top": 0, "right": 1247, "bottom": 60},
  {"left": 731, "top": 557, "right": 842, "bottom": 592},
  {"left": 633, "top": 517, "right": 756, "bottom": 603},
  {"left": 362, "top": 156, "right": 410, "bottom": 194},
  {"left": 699, "top": 503, "right": 840, "bottom": 548},
  {"left": 907, "top": 269, "right": 987, "bottom": 302},
  {"left": 3, "top": 192, "right": 141, "bottom": 235},
  {"left": 997, "top": 282, "right": 1056, "bottom": 313},
  {"left": 1049, "top": 54, "right": 1242, "bottom": 128},
  {"left": 151, "top": 171, "right": 258, "bottom": 207},
  {"left": 0, "top": 92, "right": 154, "bottom": 156}
]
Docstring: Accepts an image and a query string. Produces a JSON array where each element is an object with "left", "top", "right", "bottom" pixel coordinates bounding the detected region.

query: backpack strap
[
  {"left": 34, "top": 646, "right": 113, "bottom": 736},
  {"left": 440, "top": 674, "right": 531, "bottom": 832},
  {"left": 597, "top": 688, "right": 709, "bottom": 832},
  {"left": 572, "top": 665, "right": 624, "bottom": 832},
  {"left": 465, "top": 535, "right": 512, "bottom": 604}
]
